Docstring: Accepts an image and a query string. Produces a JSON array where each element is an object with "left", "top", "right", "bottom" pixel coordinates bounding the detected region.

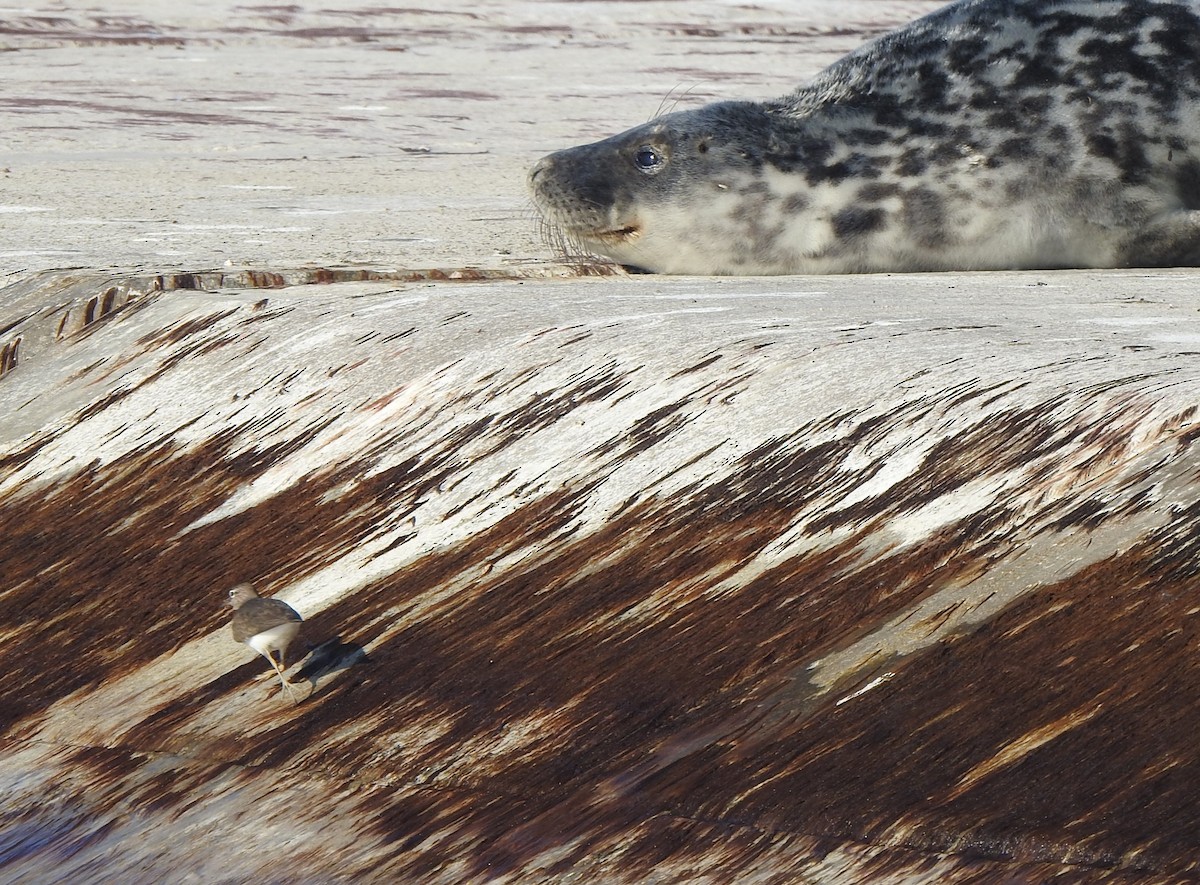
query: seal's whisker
[
  {"left": 520, "top": 197, "right": 546, "bottom": 230},
  {"left": 665, "top": 82, "right": 707, "bottom": 118},
  {"left": 651, "top": 82, "right": 709, "bottom": 120},
  {"left": 652, "top": 85, "right": 682, "bottom": 121},
  {"left": 525, "top": 200, "right": 617, "bottom": 275}
]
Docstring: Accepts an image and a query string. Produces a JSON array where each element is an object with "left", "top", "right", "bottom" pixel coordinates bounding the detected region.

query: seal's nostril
[{"left": 529, "top": 157, "right": 553, "bottom": 183}]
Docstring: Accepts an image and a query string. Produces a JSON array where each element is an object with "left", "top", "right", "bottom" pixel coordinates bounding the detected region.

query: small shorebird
[{"left": 228, "top": 583, "right": 304, "bottom": 703}]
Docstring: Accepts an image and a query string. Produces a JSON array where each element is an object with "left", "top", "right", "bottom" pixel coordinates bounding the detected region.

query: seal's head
[{"left": 530, "top": 101, "right": 780, "bottom": 274}]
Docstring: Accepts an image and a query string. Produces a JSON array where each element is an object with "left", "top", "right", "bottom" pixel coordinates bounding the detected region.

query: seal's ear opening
[{"left": 694, "top": 100, "right": 780, "bottom": 168}]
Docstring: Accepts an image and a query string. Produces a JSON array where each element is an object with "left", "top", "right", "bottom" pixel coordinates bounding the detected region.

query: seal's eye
[{"left": 634, "top": 146, "right": 664, "bottom": 171}]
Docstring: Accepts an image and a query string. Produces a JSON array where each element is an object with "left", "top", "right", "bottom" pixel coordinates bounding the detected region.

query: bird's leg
[
  {"left": 275, "top": 663, "right": 302, "bottom": 704},
  {"left": 256, "top": 650, "right": 301, "bottom": 704},
  {"left": 270, "top": 656, "right": 302, "bottom": 704}
]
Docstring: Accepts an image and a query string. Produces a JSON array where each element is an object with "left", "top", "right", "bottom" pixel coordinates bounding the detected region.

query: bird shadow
[{"left": 289, "top": 635, "right": 369, "bottom": 699}]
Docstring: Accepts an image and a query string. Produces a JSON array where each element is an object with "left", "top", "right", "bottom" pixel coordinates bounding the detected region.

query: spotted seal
[{"left": 529, "top": 0, "right": 1200, "bottom": 274}]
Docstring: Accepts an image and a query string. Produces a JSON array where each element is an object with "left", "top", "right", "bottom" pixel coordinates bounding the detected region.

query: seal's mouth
[{"left": 590, "top": 224, "right": 641, "bottom": 245}]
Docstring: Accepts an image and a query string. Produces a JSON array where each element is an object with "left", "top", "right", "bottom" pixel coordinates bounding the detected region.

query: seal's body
[{"left": 529, "top": 0, "right": 1200, "bottom": 275}]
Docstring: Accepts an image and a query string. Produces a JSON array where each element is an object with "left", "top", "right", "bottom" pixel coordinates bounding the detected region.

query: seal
[{"left": 529, "top": 0, "right": 1200, "bottom": 274}]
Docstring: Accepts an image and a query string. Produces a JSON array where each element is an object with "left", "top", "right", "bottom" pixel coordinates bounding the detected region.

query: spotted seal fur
[{"left": 529, "top": 0, "right": 1200, "bottom": 274}]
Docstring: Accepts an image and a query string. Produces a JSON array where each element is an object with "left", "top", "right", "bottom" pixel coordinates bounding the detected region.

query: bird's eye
[{"left": 634, "top": 146, "right": 664, "bottom": 171}]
